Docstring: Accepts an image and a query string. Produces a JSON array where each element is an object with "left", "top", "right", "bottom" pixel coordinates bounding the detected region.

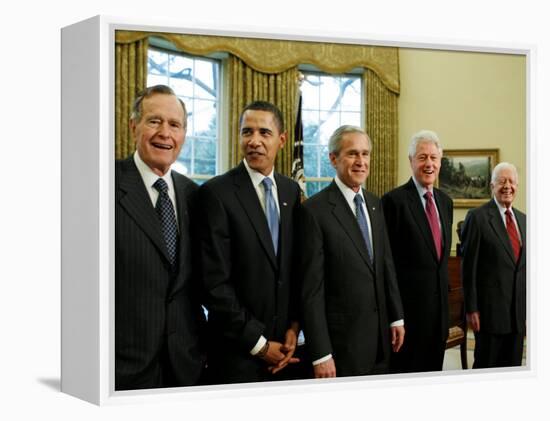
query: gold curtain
[
  {"left": 115, "top": 31, "right": 399, "bottom": 94},
  {"left": 228, "top": 56, "right": 299, "bottom": 175},
  {"left": 363, "top": 68, "right": 399, "bottom": 197},
  {"left": 115, "top": 38, "right": 148, "bottom": 159}
]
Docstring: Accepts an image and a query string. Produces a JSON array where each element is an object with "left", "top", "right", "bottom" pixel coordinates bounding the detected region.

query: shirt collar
[
  {"left": 493, "top": 196, "right": 514, "bottom": 216},
  {"left": 334, "top": 175, "right": 365, "bottom": 204},
  {"left": 411, "top": 176, "right": 433, "bottom": 198},
  {"left": 133, "top": 151, "right": 173, "bottom": 189},
  {"left": 242, "top": 159, "right": 276, "bottom": 188}
]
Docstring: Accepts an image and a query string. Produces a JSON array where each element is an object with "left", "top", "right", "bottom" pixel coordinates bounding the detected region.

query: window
[
  {"left": 147, "top": 47, "right": 221, "bottom": 184},
  {"left": 301, "top": 72, "right": 362, "bottom": 197}
]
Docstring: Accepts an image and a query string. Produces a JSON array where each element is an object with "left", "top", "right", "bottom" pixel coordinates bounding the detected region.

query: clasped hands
[{"left": 258, "top": 324, "right": 300, "bottom": 375}]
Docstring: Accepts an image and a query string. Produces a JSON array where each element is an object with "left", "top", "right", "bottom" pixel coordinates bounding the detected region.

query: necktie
[
  {"left": 424, "top": 191, "right": 442, "bottom": 260},
  {"left": 153, "top": 178, "right": 178, "bottom": 267},
  {"left": 505, "top": 209, "right": 521, "bottom": 262},
  {"left": 262, "top": 177, "right": 279, "bottom": 254},
  {"left": 354, "top": 194, "right": 373, "bottom": 262}
]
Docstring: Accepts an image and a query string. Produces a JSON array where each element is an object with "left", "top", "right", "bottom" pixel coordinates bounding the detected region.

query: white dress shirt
[
  {"left": 493, "top": 197, "right": 521, "bottom": 243},
  {"left": 133, "top": 151, "right": 179, "bottom": 225},
  {"left": 242, "top": 160, "right": 280, "bottom": 356},
  {"left": 411, "top": 176, "right": 441, "bottom": 230}
]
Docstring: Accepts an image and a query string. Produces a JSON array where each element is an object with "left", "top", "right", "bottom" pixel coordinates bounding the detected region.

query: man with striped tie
[
  {"left": 461, "top": 162, "right": 526, "bottom": 368},
  {"left": 115, "top": 85, "right": 205, "bottom": 390},
  {"left": 300, "top": 125, "right": 404, "bottom": 378}
]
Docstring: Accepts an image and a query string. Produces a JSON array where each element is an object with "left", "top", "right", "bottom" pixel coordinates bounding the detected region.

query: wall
[{"left": 397, "top": 48, "right": 526, "bottom": 254}]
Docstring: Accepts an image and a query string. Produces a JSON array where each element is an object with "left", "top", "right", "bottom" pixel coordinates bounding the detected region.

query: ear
[
  {"left": 129, "top": 118, "right": 137, "bottom": 138},
  {"left": 279, "top": 131, "right": 287, "bottom": 149},
  {"left": 329, "top": 152, "right": 338, "bottom": 168}
]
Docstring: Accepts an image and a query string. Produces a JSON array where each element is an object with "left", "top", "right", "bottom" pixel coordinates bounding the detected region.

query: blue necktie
[
  {"left": 262, "top": 177, "right": 279, "bottom": 254},
  {"left": 354, "top": 193, "right": 373, "bottom": 262},
  {"left": 153, "top": 178, "right": 178, "bottom": 267}
]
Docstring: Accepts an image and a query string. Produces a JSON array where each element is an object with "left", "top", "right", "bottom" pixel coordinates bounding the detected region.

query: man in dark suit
[
  {"left": 461, "top": 162, "right": 526, "bottom": 368},
  {"left": 300, "top": 125, "right": 405, "bottom": 378},
  {"left": 198, "top": 101, "right": 302, "bottom": 384},
  {"left": 381, "top": 130, "right": 453, "bottom": 373},
  {"left": 116, "top": 85, "right": 205, "bottom": 390}
]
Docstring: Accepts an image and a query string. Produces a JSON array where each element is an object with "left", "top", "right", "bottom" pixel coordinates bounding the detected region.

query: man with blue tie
[
  {"left": 461, "top": 162, "right": 526, "bottom": 368},
  {"left": 300, "top": 125, "right": 405, "bottom": 378},
  {"left": 381, "top": 130, "right": 453, "bottom": 373},
  {"left": 198, "top": 101, "right": 302, "bottom": 383}
]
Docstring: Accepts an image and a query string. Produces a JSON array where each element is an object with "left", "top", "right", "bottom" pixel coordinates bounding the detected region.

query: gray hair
[
  {"left": 130, "top": 84, "right": 187, "bottom": 128},
  {"left": 491, "top": 162, "right": 519, "bottom": 184},
  {"left": 328, "top": 125, "right": 372, "bottom": 155},
  {"left": 408, "top": 129, "right": 443, "bottom": 158}
]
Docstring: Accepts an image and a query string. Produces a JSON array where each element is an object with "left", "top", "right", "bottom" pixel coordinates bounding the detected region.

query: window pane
[
  {"left": 302, "top": 75, "right": 320, "bottom": 110},
  {"left": 320, "top": 145, "right": 334, "bottom": 178},
  {"left": 340, "top": 78, "right": 361, "bottom": 111},
  {"left": 301, "top": 71, "right": 361, "bottom": 194},
  {"left": 147, "top": 48, "right": 220, "bottom": 180},
  {"left": 303, "top": 144, "right": 318, "bottom": 178},
  {"left": 193, "top": 100, "right": 217, "bottom": 135}
]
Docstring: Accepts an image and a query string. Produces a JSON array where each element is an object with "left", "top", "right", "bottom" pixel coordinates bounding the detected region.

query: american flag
[{"left": 291, "top": 93, "right": 306, "bottom": 198}]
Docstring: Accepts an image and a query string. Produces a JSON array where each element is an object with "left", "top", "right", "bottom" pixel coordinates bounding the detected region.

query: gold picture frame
[{"left": 439, "top": 149, "right": 499, "bottom": 208}]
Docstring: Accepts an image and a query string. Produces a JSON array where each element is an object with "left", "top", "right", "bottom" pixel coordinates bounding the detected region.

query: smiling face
[
  {"left": 491, "top": 166, "right": 518, "bottom": 208},
  {"left": 409, "top": 140, "right": 441, "bottom": 189},
  {"left": 330, "top": 132, "right": 371, "bottom": 192},
  {"left": 131, "top": 93, "right": 186, "bottom": 176},
  {"left": 240, "top": 109, "right": 286, "bottom": 176}
]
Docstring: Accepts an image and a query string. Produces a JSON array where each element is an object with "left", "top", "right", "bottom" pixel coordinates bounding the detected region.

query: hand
[
  {"left": 391, "top": 325, "right": 405, "bottom": 352},
  {"left": 467, "top": 311, "right": 480, "bottom": 332},
  {"left": 313, "top": 357, "right": 336, "bottom": 378},
  {"left": 269, "top": 327, "right": 300, "bottom": 374},
  {"left": 258, "top": 340, "right": 286, "bottom": 366}
]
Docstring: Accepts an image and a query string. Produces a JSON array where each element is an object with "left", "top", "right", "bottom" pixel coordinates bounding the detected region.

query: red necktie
[
  {"left": 424, "top": 191, "right": 442, "bottom": 260},
  {"left": 505, "top": 209, "right": 521, "bottom": 262}
]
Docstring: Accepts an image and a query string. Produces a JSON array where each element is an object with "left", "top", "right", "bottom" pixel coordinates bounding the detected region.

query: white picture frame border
[{"left": 61, "top": 14, "right": 535, "bottom": 406}]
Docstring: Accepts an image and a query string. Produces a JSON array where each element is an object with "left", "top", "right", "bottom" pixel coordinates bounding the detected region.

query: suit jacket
[
  {"left": 198, "top": 162, "right": 301, "bottom": 383},
  {"left": 461, "top": 200, "right": 526, "bottom": 335},
  {"left": 115, "top": 157, "right": 205, "bottom": 390},
  {"left": 300, "top": 182, "right": 404, "bottom": 376},
  {"left": 381, "top": 178, "right": 453, "bottom": 341}
]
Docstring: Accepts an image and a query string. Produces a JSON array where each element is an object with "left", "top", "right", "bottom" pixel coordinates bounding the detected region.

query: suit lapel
[
  {"left": 404, "top": 179, "right": 439, "bottom": 261},
  {"left": 173, "top": 173, "right": 191, "bottom": 280},
  {"left": 233, "top": 163, "right": 278, "bottom": 269},
  {"left": 487, "top": 200, "right": 517, "bottom": 264},
  {"left": 363, "top": 191, "right": 381, "bottom": 271},
  {"left": 328, "top": 182, "right": 374, "bottom": 273},
  {"left": 433, "top": 188, "right": 449, "bottom": 254},
  {"left": 515, "top": 207, "right": 527, "bottom": 263},
  {"left": 117, "top": 158, "right": 172, "bottom": 264},
  {"left": 275, "top": 172, "right": 291, "bottom": 265}
]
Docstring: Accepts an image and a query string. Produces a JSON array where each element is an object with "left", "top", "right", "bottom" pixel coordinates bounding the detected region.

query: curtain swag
[{"left": 115, "top": 30, "right": 400, "bottom": 94}]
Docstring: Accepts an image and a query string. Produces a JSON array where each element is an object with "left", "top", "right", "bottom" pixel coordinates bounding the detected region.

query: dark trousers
[
  {"left": 473, "top": 332, "right": 525, "bottom": 369},
  {"left": 390, "top": 333, "right": 446, "bottom": 373}
]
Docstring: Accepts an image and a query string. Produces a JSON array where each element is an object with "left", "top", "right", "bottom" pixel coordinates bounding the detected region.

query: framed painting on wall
[{"left": 438, "top": 149, "right": 499, "bottom": 208}]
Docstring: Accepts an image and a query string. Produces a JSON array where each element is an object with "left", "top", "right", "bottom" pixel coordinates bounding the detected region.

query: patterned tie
[
  {"left": 153, "top": 178, "right": 178, "bottom": 267},
  {"left": 354, "top": 194, "right": 373, "bottom": 263},
  {"left": 262, "top": 177, "right": 279, "bottom": 254},
  {"left": 424, "top": 191, "right": 442, "bottom": 260},
  {"left": 505, "top": 209, "right": 521, "bottom": 262}
]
